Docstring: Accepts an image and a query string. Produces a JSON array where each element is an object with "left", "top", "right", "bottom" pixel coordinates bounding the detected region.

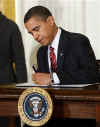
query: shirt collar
[{"left": 50, "top": 28, "right": 61, "bottom": 50}]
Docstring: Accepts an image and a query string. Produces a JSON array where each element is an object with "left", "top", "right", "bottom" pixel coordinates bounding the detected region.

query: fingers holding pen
[{"left": 32, "top": 73, "right": 51, "bottom": 85}]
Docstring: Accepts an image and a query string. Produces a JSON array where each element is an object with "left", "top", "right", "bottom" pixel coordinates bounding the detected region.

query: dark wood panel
[
  {"left": 0, "top": 83, "right": 100, "bottom": 126},
  {"left": 0, "top": 99, "right": 18, "bottom": 116},
  {"left": 53, "top": 101, "right": 96, "bottom": 119}
]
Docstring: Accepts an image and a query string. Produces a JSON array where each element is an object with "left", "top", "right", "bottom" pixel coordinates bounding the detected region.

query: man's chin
[
  {"left": 38, "top": 39, "right": 50, "bottom": 46},
  {"left": 40, "top": 42, "right": 48, "bottom": 46}
]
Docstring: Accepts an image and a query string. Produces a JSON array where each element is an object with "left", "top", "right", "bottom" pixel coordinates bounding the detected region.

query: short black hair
[{"left": 24, "top": 6, "right": 52, "bottom": 23}]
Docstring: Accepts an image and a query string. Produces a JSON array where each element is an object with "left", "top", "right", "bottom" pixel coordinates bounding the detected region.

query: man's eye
[{"left": 34, "top": 25, "right": 40, "bottom": 31}]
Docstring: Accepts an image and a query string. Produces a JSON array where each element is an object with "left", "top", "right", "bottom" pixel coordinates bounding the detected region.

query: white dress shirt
[{"left": 48, "top": 28, "right": 61, "bottom": 84}]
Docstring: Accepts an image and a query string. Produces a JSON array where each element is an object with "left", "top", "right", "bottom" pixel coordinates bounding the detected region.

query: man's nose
[{"left": 32, "top": 32, "right": 39, "bottom": 41}]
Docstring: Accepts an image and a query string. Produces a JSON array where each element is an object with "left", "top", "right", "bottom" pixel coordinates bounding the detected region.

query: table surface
[{"left": 0, "top": 83, "right": 100, "bottom": 100}]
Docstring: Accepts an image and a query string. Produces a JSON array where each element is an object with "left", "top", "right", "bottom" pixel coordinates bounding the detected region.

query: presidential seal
[{"left": 18, "top": 87, "right": 53, "bottom": 126}]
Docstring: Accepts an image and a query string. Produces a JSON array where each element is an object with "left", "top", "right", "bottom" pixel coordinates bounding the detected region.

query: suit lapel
[
  {"left": 57, "top": 29, "right": 69, "bottom": 71},
  {"left": 45, "top": 46, "right": 50, "bottom": 72}
]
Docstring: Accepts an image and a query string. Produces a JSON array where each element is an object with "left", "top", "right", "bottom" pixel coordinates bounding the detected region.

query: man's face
[{"left": 25, "top": 16, "right": 56, "bottom": 46}]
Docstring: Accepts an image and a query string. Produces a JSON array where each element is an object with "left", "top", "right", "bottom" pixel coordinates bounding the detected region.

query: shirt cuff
[{"left": 52, "top": 72, "right": 60, "bottom": 84}]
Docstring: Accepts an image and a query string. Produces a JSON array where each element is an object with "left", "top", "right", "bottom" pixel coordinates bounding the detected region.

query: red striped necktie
[{"left": 50, "top": 46, "right": 57, "bottom": 72}]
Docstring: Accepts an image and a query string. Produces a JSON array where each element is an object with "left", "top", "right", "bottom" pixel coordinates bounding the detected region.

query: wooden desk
[{"left": 0, "top": 84, "right": 100, "bottom": 127}]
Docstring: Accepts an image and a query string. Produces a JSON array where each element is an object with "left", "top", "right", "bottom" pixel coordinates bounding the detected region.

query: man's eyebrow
[
  {"left": 28, "top": 25, "right": 40, "bottom": 34},
  {"left": 28, "top": 27, "right": 36, "bottom": 34},
  {"left": 32, "top": 25, "right": 40, "bottom": 31}
]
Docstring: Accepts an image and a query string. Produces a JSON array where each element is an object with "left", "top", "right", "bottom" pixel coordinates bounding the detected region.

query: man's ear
[{"left": 47, "top": 16, "right": 54, "bottom": 26}]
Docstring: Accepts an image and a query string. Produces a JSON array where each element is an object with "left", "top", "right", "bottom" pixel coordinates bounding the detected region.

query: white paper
[
  {"left": 16, "top": 82, "right": 98, "bottom": 88},
  {"left": 16, "top": 82, "right": 48, "bottom": 87}
]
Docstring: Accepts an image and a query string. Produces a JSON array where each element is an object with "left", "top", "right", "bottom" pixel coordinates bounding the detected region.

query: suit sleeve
[{"left": 10, "top": 23, "right": 27, "bottom": 83}]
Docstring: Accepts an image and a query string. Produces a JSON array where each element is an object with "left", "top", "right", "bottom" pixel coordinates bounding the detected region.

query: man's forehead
[
  {"left": 25, "top": 18, "right": 39, "bottom": 32},
  {"left": 28, "top": 17, "right": 39, "bottom": 24},
  {"left": 28, "top": 17, "right": 43, "bottom": 28}
]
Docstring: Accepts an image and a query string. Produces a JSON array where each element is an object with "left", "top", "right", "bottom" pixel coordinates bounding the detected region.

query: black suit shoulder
[
  {"left": 0, "top": 13, "right": 27, "bottom": 84},
  {"left": 0, "top": 13, "right": 19, "bottom": 33},
  {"left": 61, "top": 29, "right": 94, "bottom": 55},
  {"left": 61, "top": 28, "right": 90, "bottom": 45}
]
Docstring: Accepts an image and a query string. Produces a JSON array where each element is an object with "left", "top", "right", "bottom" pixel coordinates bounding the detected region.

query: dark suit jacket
[
  {"left": 0, "top": 12, "right": 27, "bottom": 84},
  {"left": 37, "top": 28, "right": 99, "bottom": 84}
]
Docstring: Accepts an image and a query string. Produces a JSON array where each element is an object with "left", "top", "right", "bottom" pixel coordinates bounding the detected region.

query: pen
[{"left": 32, "top": 65, "right": 37, "bottom": 72}]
